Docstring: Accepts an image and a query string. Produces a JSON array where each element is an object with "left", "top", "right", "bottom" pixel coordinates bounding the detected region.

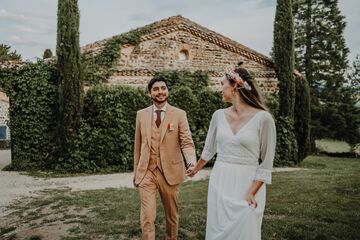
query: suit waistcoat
[{"left": 148, "top": 117, "right": 163, "bottom": 172}]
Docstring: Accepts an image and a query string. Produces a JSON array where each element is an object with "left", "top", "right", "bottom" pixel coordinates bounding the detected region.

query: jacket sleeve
[
  {"left": 178, "top": 110, "right": 197, "bottom": 166},
  {"left": 134, "top": 111, "right": 141, "bottom": 173}
]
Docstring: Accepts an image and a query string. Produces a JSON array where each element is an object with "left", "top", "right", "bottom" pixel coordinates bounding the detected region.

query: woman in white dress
[{"left": 187, "top": 62, "right": 276, "bottom": 240}]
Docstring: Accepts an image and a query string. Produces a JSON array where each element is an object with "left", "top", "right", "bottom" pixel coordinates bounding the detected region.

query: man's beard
[{"left": 151, "top": 95, "right": 168, "bottom": 104}]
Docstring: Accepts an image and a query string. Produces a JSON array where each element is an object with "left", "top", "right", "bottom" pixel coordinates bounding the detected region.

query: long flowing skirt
[{"left": 205, "top": 160, "right": 266, "bottom": 240}]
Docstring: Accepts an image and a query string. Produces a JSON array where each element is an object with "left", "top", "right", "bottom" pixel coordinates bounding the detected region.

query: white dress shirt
[{"left": 152, "top": 102, "right": 168, "bottom": 123}]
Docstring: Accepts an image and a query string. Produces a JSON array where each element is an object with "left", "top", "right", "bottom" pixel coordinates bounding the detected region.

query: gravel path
[{"left": 0, "top": 149, "right": 303, "bottom": 217}]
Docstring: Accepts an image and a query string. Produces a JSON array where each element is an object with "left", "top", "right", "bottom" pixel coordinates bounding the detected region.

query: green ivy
[
  {"left": 274, "top": 116, "right": 298, "bottom": 166},
  {"left": 0, "top": 61, "right": 58, "bottom": 170},
  {"left": 82, "top": 24, "right": 154, "bottom": 85}
]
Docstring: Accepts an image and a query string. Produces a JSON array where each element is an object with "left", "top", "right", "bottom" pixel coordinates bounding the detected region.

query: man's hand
[{"left": 133, "top": 176, "right": 138, "bottom": 188}]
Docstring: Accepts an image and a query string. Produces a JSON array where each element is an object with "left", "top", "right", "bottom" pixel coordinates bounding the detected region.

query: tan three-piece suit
[{"left": 134, "top": 104, "right": 196, "bottom": 240}]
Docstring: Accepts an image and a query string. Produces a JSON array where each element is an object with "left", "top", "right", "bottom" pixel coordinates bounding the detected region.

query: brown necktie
[{"left": 155, "top": 110, "right": 162, "bottom": 128}]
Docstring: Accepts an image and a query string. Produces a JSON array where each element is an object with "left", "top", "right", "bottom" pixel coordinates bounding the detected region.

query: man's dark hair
[{"left": 147, "top": 76, "right": 167, "bottom": 92}]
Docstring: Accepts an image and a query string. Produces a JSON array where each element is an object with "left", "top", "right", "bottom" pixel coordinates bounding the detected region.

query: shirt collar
[{"left": 153, "top": 102, "right": 168, "bottom": 112}]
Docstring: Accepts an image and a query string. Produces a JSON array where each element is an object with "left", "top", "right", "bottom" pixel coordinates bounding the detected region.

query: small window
[
  {"left": 0, "top": 126, "right": 6, "bottom": 140},
  {"left": 179, "top": 49, "right": 189, "bottom": 62}
]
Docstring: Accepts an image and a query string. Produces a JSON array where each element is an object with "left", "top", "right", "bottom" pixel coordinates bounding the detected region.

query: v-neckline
[{"left": 222, "top": 109, "right": 263, "bottom": 136}]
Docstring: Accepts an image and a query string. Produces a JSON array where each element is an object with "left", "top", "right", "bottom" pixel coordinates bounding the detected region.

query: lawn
[
  {"left": 315, "top": 139, "right": 353, "bottom": 153},
  {"left": 1, "top": 156, "right": 359, "bottom": 240}
]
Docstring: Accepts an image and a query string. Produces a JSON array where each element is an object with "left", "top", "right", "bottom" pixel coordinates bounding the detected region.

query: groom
[{"left": 133, "top": 76, "right": 197, "bottom": 240}]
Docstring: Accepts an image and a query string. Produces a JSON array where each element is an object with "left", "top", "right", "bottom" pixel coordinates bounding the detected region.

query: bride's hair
[{"left": 227, "top": 61, "right": 267, "bottom": 111}]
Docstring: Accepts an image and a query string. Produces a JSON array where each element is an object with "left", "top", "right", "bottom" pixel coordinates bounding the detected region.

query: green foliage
[
  {"left": 263, "top": 93, "right": 303, "bottom": 165},
  {"left": 264, "top": 93, "right": 280, "bottom": 119},
  {"left": 275, "top": 116, "right": 299, "bottom": 165},
  {"left": 56, "top": 85, "right": 150, "bottom": 172},
  {"left": 0, "top": 61, "right": 58, "bottom": 170},
  {"left": 274, "top": 0, "right": 295, "bottom": 118},
  {"left": 321, "top": 90, "right": 360, "bottom": 145},
  {"left": 56, "top": 0, "right": 83, "bottom": 160},
  {"left": 42, "top": 49, "right": 53, "bottom": 59},
  {"left": 169, "top": 86, "right": 199, "bottom": 128},
  {"left": 0, "top": 140, "right": 10, "bottom": 149},
  {"left": 193, "top": 89, "right": 227, "bottom": 158},
  {"left": 82, "top": 25, "right": 154, "bottom": 85},
  {"left": 274, "top": 0, "right": 298, "bottom": 164},
  {"left": 164, "top": 71, "right": 227, "bottom": 162},
  {"left": 347, "top": 54, "right": 360, "bottom": 99},
  {"left": 0, "top": 44, "right": 21, "bottom": 62},
  {"left": 294, "top": 76, "right": 311, "bottom": 161},
  {"left": 293, "top": 0, "right": 351, "bottom": 147}
]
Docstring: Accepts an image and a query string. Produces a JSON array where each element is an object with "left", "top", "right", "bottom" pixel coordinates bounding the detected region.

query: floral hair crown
[{"left": 224, "top": 65, "right": 252, "bottom": 91}]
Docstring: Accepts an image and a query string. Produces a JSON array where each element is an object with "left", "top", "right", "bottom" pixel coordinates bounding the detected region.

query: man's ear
[{"left": 148, "top": 92, "right": 151, "bottom": 97}]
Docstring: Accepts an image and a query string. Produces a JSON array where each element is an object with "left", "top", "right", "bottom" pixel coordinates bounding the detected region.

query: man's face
[{"left": 149, "top": 81, "right": 169, "bottom": 104}]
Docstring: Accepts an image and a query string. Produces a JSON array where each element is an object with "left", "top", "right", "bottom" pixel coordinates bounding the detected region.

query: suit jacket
[{"left": 134, "top": 104, "right": 196, "bottom": 185}]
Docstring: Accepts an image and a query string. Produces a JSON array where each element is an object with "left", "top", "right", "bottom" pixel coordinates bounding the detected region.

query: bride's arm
[
  {"left": 187, "top": 110, "right": 219, "bottom": 177},
  {"left": 247, "top": 112, "right": 276, "bottom": 207},
  {"left": 247, "top": 181, "right": 264, "bottom": 207}
]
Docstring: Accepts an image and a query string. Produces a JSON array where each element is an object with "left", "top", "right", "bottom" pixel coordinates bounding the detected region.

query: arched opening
[{"left": 179, "top": 49, "right": 189, "bottom": 62}]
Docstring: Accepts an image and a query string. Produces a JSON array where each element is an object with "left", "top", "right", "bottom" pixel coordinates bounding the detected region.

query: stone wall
[{"left": 105, "top": 30, "right": 277, "bottom": 93}]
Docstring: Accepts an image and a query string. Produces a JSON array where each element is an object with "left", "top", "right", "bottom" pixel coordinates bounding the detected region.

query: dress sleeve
[
  {"left": 200, "top": 111, "right": 218, "bottom": 161},
  {"left": 255, "top": 112, "right": 276, "bottom": 184}
]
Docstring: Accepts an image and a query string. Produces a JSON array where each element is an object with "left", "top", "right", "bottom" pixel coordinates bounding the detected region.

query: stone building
[
  {"left": 82, "top": 15, "right": 278, "bottom": 93},
  {"left": 0, "top": 91, "right": 10, "bottom": 140}
]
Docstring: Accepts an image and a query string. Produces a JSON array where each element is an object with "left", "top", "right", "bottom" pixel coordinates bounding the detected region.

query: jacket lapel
[
  {"left": 160, "top": 105, "right": 173, "bottom": 143},
  {"left": 145, "top": 106, "right": 152, "bottom": 147}
]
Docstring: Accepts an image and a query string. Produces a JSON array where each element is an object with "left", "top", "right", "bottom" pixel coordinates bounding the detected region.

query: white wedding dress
[{"left": 201, "top": 109, "right": 276, "bottom": 240}]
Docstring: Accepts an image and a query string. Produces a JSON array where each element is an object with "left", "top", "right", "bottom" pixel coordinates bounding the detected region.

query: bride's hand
[{"left": 246, "top": 193, "right": 257, "bottom": 208}]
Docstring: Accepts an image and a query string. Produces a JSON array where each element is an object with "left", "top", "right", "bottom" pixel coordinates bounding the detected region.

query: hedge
[
  {"left": 0, "top": 61, "right": 58, "bottom": 170},
  {"left": 1, "top": 63, "right": 309, "bottom": 172}
]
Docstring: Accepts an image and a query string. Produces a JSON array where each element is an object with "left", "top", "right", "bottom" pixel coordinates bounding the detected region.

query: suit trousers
[{"left": 139, "top": 168, "right": 179, "bottom": 240}]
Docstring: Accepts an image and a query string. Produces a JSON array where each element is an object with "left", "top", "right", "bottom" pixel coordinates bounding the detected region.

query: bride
[{"left": 187, "top": 62, "right": 276, "bottom": 240}]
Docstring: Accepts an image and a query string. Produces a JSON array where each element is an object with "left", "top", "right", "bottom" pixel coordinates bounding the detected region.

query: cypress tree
[
  {"left": 294, "top": 76, "right": 311, "bottom": 161},
  {"left": 274, "top": 0, "right": 296, "bottom": 118},
  {"left": 56, "top": 0, "right": 83, "bottom": 159},
  {"left": 273, "top": 0, "right": 298, "bottom": 164}
]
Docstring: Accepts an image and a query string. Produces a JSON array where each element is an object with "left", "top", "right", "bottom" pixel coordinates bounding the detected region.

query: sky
[{"left": 0, "top": 0, "right": 359, "bottom": 63}]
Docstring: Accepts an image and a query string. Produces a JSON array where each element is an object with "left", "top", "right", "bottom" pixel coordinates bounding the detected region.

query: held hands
[
  {"left": 186, "top": 165, "right": 198, "bottom": 178},
  {"left": 186, "top": 159, "right": 207, "bottom": 178}
]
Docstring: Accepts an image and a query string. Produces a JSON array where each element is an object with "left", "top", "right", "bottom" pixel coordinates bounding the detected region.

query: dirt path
[{"left": 0, "top": 149, "right": 303, "bottom": 217}]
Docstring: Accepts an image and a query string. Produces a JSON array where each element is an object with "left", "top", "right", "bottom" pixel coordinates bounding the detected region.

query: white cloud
[
  {"left": 15, "top": 25, "right": 38, "bottom": 33},
  {"left": 0, "top": 0, "right": 358, "bottom": 62},
  {"left": 9, "top": 35, "right": 21, "bottom": 42},
  {"left": 0, "top": 8, "right": 27, "bottom": 23}
]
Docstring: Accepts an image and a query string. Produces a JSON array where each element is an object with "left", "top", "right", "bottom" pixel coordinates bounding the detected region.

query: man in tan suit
[{"left": 133, "top": 76, "right": 197, "bottom": 240}]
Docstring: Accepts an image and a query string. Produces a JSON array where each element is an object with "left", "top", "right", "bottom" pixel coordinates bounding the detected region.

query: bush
[
  {"left": 318, "top": 151, "right": 358, "bottom": 158},
  {"left": 1, "top": 61, "right": 58, "bottom": 170},
  {"left": 168, "top": 85, "right": 199, "bottom": 130},
  {"left": 274, "top": 116, "right": 298, "bottom": 166},
  {"left": 0, "top": 140, "right": 10, "bottom": 149},
  {"left": 57, "top": 85, "right": 150, "bottom": 172}
]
